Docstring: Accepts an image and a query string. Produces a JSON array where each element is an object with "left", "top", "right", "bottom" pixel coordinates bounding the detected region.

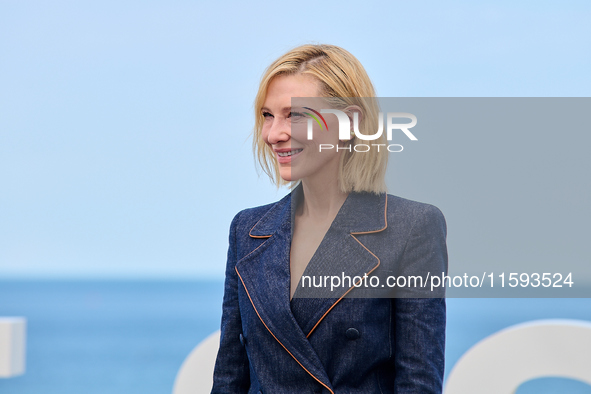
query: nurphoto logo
[{"left": 305, "top": 109, "right": 418, "bottom": 153}]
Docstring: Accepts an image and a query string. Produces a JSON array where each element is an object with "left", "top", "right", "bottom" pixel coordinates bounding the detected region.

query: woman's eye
[
  {"left": 290, "top": 112, "right": 304, "bottom": 119},
  {"left": 262, "top": 111, "right": 273, "bottom": 119}
]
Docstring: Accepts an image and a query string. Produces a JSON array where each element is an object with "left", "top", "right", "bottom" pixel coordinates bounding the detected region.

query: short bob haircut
[{"left": 253, "top": 44, "right": 388, "bottom": 194}]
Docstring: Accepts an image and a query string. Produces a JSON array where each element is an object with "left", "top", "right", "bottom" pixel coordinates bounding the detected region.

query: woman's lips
[{"left": 276, "top": 149, "right": 303, "bottom": 164}]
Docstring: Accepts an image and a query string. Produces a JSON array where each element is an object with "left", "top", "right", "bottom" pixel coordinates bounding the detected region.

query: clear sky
[{"left": 1, "top": 0, "right": 589, "bottom": 279}]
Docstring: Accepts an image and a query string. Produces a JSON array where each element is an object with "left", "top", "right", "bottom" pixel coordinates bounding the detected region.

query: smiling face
[{"left": 261, "top": 74, "right": 344, "bottom": 185}]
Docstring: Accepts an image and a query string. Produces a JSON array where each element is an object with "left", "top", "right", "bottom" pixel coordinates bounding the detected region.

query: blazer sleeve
[
  {"left": 211, "top": 212, "right": 250, "bottom": 393},
  {"left": 393, "top": 204, "right": 447, "bottom": 393}
]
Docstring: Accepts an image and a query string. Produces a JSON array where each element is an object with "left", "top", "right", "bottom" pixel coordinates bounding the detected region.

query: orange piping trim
[
  {"left": 248, "top": 217, "right": 273, "bottom": 238},
  {"left": 249, "top": 233, "right": 272, "bottom": 239},
  {"left": 235, "top": 267, "right": 335, "bottom": 394},
  {"left": 349, "top": 193, "right": 388, "bottom": 235}
]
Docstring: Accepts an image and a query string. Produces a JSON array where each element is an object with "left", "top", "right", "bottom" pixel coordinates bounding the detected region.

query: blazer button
[
  {"left": 239, "top": 333, "right": 246, "bottom": 346},
  {"left": 345, "top": 327, "right": 360, "bottom": 340}
]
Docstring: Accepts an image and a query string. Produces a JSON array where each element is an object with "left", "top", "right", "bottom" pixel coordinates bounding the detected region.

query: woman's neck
[{"left": 297, "top": 178, "right": 349, "bottom": 221}]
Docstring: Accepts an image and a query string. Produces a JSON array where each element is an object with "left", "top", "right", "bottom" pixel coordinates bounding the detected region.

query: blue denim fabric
[{"left": 211, "top": 188, "right": 447, "bottom": 394}]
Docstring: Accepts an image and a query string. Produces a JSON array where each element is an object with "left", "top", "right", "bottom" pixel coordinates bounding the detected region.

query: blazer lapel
[
  {"left": 290, "top": 191, "right": 388, "bottom": 337},
  {"left": 235, "top": 191, "right": 335, "bottom": 391}
]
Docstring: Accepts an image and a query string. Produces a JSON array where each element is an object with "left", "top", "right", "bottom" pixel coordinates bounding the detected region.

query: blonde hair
[{"left": 253, "top": 44, "right": 388, "bottom": 194}]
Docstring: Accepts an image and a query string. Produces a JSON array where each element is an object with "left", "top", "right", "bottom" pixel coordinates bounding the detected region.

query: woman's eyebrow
[{"left": 260, "top": 106, "right": 294, "bottom": 114}]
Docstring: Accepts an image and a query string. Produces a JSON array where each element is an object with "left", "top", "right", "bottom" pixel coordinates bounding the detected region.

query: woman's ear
[{"left": 344, "top": 105, "right": 363, "bottom": 136}]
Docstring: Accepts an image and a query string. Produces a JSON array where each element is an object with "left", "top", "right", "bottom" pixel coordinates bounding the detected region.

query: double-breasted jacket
[{"left": 212, "top": 187, "right": 447, "bottom": 393}]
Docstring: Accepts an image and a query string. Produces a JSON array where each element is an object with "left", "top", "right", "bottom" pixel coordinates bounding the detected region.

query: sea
[{"left": 1, "top": 280, "right": 590, "bottom": 394}]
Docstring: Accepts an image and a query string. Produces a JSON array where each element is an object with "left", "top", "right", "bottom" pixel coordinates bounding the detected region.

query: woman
[{"left": 212, "top": 44, "right": 447, "bottom": 393}]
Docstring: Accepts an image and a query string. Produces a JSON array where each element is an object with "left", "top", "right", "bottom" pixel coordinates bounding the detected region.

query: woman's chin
[
  {"left": 279, "top": 170, "right": 300, "bottom": 183},
  {"left": 280, "top": 175, "right": 299, "bottom": 182}
]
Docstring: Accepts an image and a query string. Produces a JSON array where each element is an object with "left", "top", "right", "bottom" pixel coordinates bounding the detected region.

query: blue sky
[{"left": 1, "top": 0, "right": 590, "bottom": 278}]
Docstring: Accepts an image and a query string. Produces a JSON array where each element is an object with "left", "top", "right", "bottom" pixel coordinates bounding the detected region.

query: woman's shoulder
[
  {"left": 229, "top": 193, "right": 291, "bottom": 233},
  {"left": 386, "top": 193, "right": 445, "bottom": 215},
  {"left": 384, "top": 193, "right": 446, "bottom": 230}
]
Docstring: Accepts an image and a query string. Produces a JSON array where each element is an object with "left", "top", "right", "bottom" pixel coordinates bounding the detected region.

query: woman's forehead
[{"left": 265, "top": 75, "right": 320, "bottom": 99}]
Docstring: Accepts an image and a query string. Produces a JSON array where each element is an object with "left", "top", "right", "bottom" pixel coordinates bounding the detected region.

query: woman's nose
[{"left": 266, "top": 118, "right": 290, "bottom": 145}]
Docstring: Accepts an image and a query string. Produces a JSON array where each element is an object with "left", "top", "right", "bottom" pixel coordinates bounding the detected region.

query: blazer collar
[
  {"left": 248, "top": 190, "right": 292, "bottom": 238},
  {"left": 248, "top": 183, "right": 387, "bottom": 238}
]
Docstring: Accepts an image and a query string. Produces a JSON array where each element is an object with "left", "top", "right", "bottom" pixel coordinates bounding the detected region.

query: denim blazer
[{"left": 212, "top": 186, "right": 447, "bottom": 394}]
